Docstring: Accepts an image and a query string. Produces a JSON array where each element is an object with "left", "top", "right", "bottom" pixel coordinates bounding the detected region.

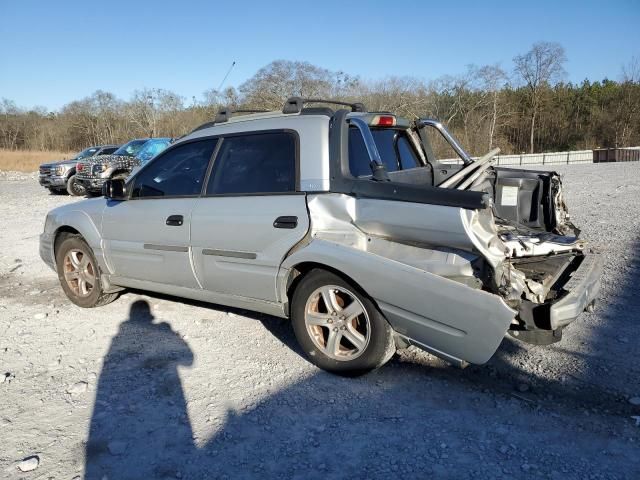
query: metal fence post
[
  {"left": 542, "top": 153, "right": 546, "bottom": 165},
  {"left": 520, "top": 154, "right": 523, "bottom": 165},
  {"left": 567, "top": 152, "right": 570, "bottom": 164}
]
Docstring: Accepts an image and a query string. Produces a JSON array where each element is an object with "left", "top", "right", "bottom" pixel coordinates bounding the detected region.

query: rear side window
[
  {"left": 397, "top": 136, "right": 419, "bottom": 169},
  {"left": 130, "top": 139, "right": 217, "bottom": 198},
  {"left": 206, "top": 132, "right": 296, "bottom": 195},
  {"left": 348, "top": 128, "right": 421, "bottom": 177},
  {"left": 101, "top": 147, "right": 117, "bottom": 155}
]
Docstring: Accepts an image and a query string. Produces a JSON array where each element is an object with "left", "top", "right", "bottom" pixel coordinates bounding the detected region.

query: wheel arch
[
  {"left": 280, "top": 242, "right": 382, "bottom": 318},
  {"left": 50, "top": 210, "right": 103, "bottom": 255},
  {"left": 285, "top": 261, "right": 369, "bottom": 309},
  {"left": 53, "top": 226, "right": 81, "bottom": 255},
  {"left": 110, "top": 169, "right": 130, "bottom": 179}
]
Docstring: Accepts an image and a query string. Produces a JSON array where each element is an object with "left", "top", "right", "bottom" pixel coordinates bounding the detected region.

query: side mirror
[{"left": 102, "top": 179, "right": 127, "bottom": 200}]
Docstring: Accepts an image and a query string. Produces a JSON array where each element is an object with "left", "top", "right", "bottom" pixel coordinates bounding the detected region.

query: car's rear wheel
[
  {"left": 291, "top": 269, "right": 395, "bottom": 374},
  {"left": 48, "top": 188, "right": 66, "bottom": 195},
  {"left": 55, "top": 235, "right": 118, "bottom": 308},
  {"left": 66, "top": 174, "right": 85, "bottom": 196}
]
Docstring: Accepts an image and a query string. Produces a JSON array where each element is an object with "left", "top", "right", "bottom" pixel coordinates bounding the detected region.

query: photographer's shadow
[{"left": 85, "top": 300, "right": 195, "bottom": 480}]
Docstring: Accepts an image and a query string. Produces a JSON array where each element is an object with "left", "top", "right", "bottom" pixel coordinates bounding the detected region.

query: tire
[
  {"left": 290, "top": 269, "right": 395, "bottom": 374},
  {"left": 55, "top": 235, "right": 118, "bottom": 308},
  {"left": 66, "top": 174, "right": 85, "bottom": 197}
]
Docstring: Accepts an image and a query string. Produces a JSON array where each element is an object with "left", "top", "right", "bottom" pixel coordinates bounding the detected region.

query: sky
[{"left": 1, "top": 0, "right": 639, "bottom": 111}]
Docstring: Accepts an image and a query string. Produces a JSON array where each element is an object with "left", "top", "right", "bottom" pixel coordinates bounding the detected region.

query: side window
[
  {"left": 101, "top": 147, "right": 117, "bottom": 155},
  {"left": 130, "top": 139, "right": 217, "bottom": 198},
  {"left": 206, "top": 132, "right": 296, "bottom": 195},
  {"left": 397, "top": 134, "right": 419, "bottom": 169}
]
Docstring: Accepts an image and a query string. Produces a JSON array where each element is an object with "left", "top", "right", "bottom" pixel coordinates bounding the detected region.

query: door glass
[
  {"left": 397, "top": 134, "right": 420, "bottom": 169},
  {"left": 206, "top": 132, "right": 297, "bottom": 195},
  {"left": 130, "top": 139, "right": 217, "bottom": 198}
]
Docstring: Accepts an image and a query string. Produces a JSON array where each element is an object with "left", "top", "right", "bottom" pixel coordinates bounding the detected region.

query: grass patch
[{"left": 0, "top": 149, "right": 76, "bottom": 172}]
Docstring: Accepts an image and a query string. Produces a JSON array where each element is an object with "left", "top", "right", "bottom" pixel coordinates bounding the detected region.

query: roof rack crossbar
[
  {"left": 283, "top": 97, "right": 366, "bottom": 114},
  {"left": 214, "top": 107, "right": 270, "bottom": 123}
]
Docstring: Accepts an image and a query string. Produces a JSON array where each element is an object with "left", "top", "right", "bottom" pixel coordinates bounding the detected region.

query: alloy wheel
[{"left": 304, "top": 285, "right": 371, "bottom": 361}]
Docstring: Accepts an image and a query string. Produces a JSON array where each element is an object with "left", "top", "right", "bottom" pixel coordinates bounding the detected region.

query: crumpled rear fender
[{"left": 280, "top": 238, "right": 516, "bottom": 365}]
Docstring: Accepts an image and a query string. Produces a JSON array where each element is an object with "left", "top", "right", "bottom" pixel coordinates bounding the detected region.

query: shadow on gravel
[
  {"left": 85, "top": 287, "right": 640, "bottom": 479},
  {"left": 85, "top": 300, "right": 194, "bottom": 480}
]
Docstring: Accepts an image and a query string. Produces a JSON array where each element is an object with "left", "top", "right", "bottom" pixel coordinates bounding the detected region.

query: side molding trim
[
  {"left": 143, "top": 244, "right": 189, "bottom": 253},
  {"left": 202, "top": 249, "right": 257, "bottom": 260}
]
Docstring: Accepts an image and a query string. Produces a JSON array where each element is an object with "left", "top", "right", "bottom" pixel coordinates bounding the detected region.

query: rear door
[
  {"left": 191, "top": 130, "right": 309, "bottom": 302},
  {"left": 102, "top": 139, "right": 218, "bottom": 288}
]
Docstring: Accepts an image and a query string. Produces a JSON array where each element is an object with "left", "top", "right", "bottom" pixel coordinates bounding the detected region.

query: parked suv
[
  {"left": 38, "top": 145, "right": 118, "bottom": 195},
  {"left": 75, "top": 138, "right": 171, "bottom": 195},
  {"left": 40, "top": 98, "right": 602, "bottom": 374}
]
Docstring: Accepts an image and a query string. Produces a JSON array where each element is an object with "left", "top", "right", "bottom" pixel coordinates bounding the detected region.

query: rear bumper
[
  {"left": 39, "top": 174, "right": 66, "bottom": 188},
  {"left": 550, "top": 252, "right": 603, "bottom": 329}
]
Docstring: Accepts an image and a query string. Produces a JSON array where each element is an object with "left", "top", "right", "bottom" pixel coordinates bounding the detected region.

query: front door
[
  {"left": 191, "top": 131, "right": 309, "bottom": 302},
  {"left": 102, "top": 198, "right": 199, "bottom": 288},
  {"left": 102, "top": 138, "right": 219, "bottom": 288}
]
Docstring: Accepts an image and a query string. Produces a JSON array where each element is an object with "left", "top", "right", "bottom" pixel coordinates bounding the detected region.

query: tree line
[{"left": 1, "top": 42, "right": 639, "bottom": 156}]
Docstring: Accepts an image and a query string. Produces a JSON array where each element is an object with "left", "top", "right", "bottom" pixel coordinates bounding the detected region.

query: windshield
[
  {"left": 113, "top": 139, "right": 148, "bottom": 157},
  {"left": 135, "top": 138, "right": 172, "bottom": 163},
  {"left": 75, "top": 147, "right": 100, "bottom": 160}
]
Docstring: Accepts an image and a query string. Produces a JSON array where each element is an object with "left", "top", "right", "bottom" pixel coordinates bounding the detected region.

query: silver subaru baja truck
[{"left": 40, "top": 97, "right": 603, "bottom": 374}]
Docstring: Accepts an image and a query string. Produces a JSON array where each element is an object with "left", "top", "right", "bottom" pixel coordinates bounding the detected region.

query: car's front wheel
[
  {"left": 291, "top": 269, "right": 395, "bottom": 374},
  {"left": 66, "top": 174, "right": 85, "bottom": 196},
  {"left": 55, "top": 235, "right": 118, "bottom": 308}
]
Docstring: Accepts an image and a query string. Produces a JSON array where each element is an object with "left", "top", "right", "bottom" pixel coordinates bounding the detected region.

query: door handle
[
  {"left": 166, "top": 215, "right": 184, "bottom": 226},
  {"left": 273, "top": 216, "right": 298, "bottom": 229}
]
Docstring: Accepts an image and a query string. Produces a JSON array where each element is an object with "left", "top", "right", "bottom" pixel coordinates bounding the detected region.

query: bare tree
[
  {"left": 476, "top": 64, "right": 508, "bottom": 150},
  {"left": 0, "top": 99, "right": 23, "bottom": 149},
  {"left": 622, "top": 56, "right": 640, "bottom": 83},
  {"left": 513, "top": 42, "right": 566, "bottom": 152},
  {"left": 2, "top": 57, "right": 639, "bottom": 156},
  {"left": 239, "top": 60, "right": 349, "bottom": 109}
]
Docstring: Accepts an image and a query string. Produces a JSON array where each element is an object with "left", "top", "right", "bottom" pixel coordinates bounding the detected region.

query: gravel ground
[{"left": 0, "top": 164, "right": 639, "bottom": 480}]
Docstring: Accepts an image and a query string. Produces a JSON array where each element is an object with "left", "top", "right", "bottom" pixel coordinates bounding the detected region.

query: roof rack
[
  {"left": 283, "top": 97, "right": 366, "bottom": 114},
  {"left": 214, "top": 108, "right": 269, "bottom": 123},
  {"left": 189, "top": 108, "right": 271, "bottom": 134}
]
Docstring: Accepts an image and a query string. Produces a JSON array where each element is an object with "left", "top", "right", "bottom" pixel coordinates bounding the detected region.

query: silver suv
[{"left": 40, "top": 97, "right": 603, "bottom": 374}]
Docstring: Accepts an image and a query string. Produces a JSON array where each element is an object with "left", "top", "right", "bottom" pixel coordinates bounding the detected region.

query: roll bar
[{"left": 417, "top": 118, "right": 474, "bottom": 165}]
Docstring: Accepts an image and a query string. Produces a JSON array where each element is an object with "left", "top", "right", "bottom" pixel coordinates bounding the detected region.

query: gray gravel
[{"left": 1, "top": 164, "right": 639, "bottom": 479}]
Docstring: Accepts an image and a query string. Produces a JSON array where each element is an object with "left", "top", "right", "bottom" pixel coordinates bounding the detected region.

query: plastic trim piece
[
  {"left": 143, "top": 244, "right": 189, "bottom": 253},
  {"left": 202, "top": 249, "right": 257, "bottom": 260}
]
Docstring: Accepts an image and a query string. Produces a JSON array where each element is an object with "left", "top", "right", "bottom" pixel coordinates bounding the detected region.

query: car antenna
[{"left": 217, "top": 61, "right": 236, "bottom": 92}]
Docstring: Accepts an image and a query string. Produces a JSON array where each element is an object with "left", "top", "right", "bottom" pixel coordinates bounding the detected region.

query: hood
[
  {"left": 79, "top": 154, "right": 137, "bottom": 166},
  {"left": 78, "top": 154, "right": 118, "bottom": 165},
  {"left": 41, "top": 158, "right": 77, "bottom": 168}
]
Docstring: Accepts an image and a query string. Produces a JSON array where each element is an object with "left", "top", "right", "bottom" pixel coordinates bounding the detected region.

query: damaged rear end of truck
[
  {"left": 285, "top": 105, "right": 603, "bottom": 367},
  {"left": 417, "top": 117, "right": 603, "bottom": 348}
]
